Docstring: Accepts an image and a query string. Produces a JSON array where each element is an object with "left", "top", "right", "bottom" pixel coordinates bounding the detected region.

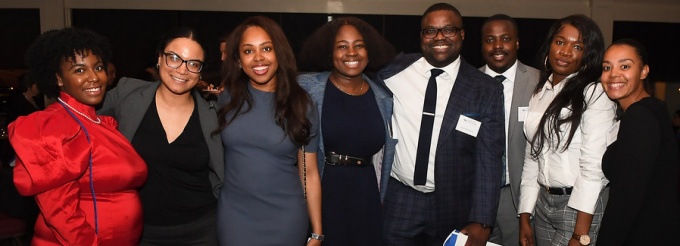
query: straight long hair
[
  {"left": 216, "top": 16, "right": 312, "bottom": 146},
  {"left": 530, "top": 14, "right": 605, "bottom": 158}
]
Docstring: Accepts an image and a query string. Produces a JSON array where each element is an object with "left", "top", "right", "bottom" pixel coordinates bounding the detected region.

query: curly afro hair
[
  {"left": 299, "top": 16, "right": 395, "bottom": 73},
  {"left": 24, "top": 27, "right": 112, "bottom": 98}
]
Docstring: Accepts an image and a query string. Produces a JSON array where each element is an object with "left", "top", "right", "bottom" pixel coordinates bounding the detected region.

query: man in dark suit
[
  {"left": 376, "top": 3, "right": 505, "bottom": 246},
  {"left": 479, "top": 14, "right": 540, "bottom": 246}
]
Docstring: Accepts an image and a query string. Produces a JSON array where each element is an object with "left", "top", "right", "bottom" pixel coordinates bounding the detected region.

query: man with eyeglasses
[{"left": 375, "top": 2, "right": 505, "bottom": 246}]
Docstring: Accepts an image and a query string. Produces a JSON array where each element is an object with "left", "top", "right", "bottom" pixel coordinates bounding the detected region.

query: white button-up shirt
[
  {"left": 386, "top": 57, "right": 461, "bottom": 193},
  {"left": 483, "top": 61, "right": 518, "bottom": 186},
  {"left": 519, "top": 74, "right": 616, "bottom": 214}
]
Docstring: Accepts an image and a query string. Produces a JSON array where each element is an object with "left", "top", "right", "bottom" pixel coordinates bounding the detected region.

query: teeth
[
  {"left": 172, "top": 76, "right": 187, "bottom": 82},
  {"left": 433, "top": 45, "right": 448, "bottom": 49},
  {"left": 345, "top": 61, "right": 359, "bottom": 65},
  {"left": 85, "top": 87, "right": 100, "bottom": 92},
  {"left": 608, "top": 82, "right": 625, "bottom": 89},
  {"left": 253, "top": 66, "right": 268, "bottom": 71}
]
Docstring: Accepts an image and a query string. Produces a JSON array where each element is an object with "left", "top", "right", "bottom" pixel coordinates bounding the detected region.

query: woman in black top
[
  {"left": 598, "top": 38, "right": 680, "bottom": 245},
  {"left": 98, "top": 27, "right": 223, "bottom": 245}
]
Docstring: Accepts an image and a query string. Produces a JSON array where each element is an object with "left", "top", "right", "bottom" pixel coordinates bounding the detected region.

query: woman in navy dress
[
  {"left": 215, "top": 16, "right": 323, "bottom": 246},
  {"left": 298, "top": 16, "right": 396, "bottom": 246}
]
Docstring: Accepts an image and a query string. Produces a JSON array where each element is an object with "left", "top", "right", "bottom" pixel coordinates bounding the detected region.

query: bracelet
[{"left": 310, "top": 233, "right": 325, "bottom": 242}]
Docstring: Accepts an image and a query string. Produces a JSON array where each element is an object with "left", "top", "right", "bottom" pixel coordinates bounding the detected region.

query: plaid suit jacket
[{"left": 376, "top": 53, "right": 505, "bottom": 238}]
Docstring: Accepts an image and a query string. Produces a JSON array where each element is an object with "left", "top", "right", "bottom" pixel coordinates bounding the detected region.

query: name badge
[
  {"left": 456, "top": 115, "right": 481, "bottom": 137},
  {"left": 606, "top": 121, "right": 620, "bottom": 146},
  {"left": 518, "top": 107, "right": 529, "bottom": 122}
]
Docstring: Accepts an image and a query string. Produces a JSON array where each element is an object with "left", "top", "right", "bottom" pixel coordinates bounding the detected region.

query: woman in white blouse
[{"left": 518, "top": 14, "right": 616, "bottom": 246}]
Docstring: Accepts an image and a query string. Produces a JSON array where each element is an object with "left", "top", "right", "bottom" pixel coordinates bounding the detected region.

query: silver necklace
[
  {"left": 332, "top": 80, "right": 365, "bottom": 96},
  {"left": 57, "top": 97, "right": 101, "bottom": 124}
]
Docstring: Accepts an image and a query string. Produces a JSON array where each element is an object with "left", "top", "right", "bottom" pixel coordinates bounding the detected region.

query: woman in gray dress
[{"left": 215, "top": 16, "right": 323, "bottom": 246}]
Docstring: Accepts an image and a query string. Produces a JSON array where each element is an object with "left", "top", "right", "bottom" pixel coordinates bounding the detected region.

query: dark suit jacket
[
  {"left": 480, "top": 61, "right": 540, "bottom": 210},
  {"left": 97, "top": 77, "right": 224, "bottom": 197},
  {"left": 376, "top": 53, "right": 505, "bottom": 237}
]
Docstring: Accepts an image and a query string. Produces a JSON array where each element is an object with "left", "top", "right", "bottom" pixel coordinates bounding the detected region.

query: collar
[
  {"left": 483, "top": 60, "right": 518, "bottom": 83},
  {"left": 58, "top": 91, "right": 97, "bottom": 118},
  {"left": 537, "top": 73, "right": 577, "bottom": 99},
  {"left": 415, "top": 56, "right": 461, "bottom": 80}
]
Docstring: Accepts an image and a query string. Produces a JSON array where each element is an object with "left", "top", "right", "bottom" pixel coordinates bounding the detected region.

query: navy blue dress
[{"left": 321, "top": 80, "right": 385, "bottom": 246}]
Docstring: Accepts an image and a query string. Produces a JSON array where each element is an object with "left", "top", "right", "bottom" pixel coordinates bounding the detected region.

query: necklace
[
  {"left": 57, "top": 97, "right": 101, "bottom": 124},
  {"left": 331, "top": 79, "right": 365, "bottom": 96}
]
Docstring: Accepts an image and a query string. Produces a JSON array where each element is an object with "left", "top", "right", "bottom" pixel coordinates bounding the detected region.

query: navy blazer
[
  {"left": 97, "top": 77, "right": 225, "bottom": 197},
  {"left": 298, "top": 71, "right": 398, "bottom": 202},
  {"left": 376, "top": 53, "right": 505, "bottom": 237}
]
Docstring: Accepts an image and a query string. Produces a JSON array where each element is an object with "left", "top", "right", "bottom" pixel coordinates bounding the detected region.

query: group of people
[{"left": 6, "top": 2, "right": 679, "bottom": 246}]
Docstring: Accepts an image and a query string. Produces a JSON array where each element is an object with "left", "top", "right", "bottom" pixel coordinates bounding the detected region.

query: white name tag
[
  {"left": 518, "top": 107, "right": 529, "bottom": 122},
  {"left": 606, "top": 121, "right": 620, "bottom": 146},
  {"left": 456, "top": 115, "right": 481, "bottom": 137}
]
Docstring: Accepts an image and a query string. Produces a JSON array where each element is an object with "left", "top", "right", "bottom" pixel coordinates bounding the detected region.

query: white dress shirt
[
  {"left": 483, "top": 61, "right": 518, "bottom": 186},
  {"left": 519, "top": 74, "right": 615, "bottom": 214},
  {"left": 386, "top": 57, "right": 461, "bottom": 193}
]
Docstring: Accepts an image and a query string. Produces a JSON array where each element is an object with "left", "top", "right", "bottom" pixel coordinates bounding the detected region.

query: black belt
[
  {"left": 542, "top": 185, "right": 573, "bottom": 195},
  {"left": 324, "top": 151, "right": 371, "bottom": 167}
]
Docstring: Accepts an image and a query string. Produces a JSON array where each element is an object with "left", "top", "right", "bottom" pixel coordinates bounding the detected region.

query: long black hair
[
  {"left": 530, "top": 14, "right": 605, "bottom": 158},
  {"left": 216, "top": 16, "right": 312, "bottom": 146}
]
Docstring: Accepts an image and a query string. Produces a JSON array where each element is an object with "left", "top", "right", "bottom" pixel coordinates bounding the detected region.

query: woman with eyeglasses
[
  {"left": 11, "top": 27, "right": 147, "bottom": 245},
  {"left": 98, "top": 26, "right": 223, "bottom": 245}
]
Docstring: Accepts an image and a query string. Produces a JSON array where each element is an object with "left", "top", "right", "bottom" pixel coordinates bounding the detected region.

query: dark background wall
[{"left": 1, "top": 8, "right": 678, "bottom": 86}]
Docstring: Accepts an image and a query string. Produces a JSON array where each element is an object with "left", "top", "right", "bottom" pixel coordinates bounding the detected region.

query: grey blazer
[
  {"left": 97, "top": 77, "right": 224, "bottom": 197},
  {"left": 480, "top": 61, "right": 540, "bottom": 209}
]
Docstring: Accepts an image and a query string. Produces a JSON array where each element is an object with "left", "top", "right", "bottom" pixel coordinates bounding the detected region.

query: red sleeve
[{"left": 10, "top": 110, "right": 99, "bottom": 245}]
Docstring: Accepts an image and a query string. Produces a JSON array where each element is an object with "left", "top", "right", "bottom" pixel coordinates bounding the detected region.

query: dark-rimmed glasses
[
  {"left": 163, "top": 52, "right": 204, "bottom": 73},
  {"left": 421, "top": 27, "right": 462, "bottom": 39}
]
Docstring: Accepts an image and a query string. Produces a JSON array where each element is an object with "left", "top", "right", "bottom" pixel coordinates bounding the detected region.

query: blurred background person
[
  {"left": 298, "top": 16, "right": 396, "bottom": 246},
  {"left": 216, "top": 16, "right": 322, "bottom": 246},
  {"left": 105, "top": 62, "right": 117, "bottom": 89},
  {"left": 597, "top": 38, "right": 680, "bottom": 245},
  {"left": 479, "top": 14, "right": 540, "bottom": 246},
  {"left": 98, "top": 26, "right": 223, "bottom": 245},
  {"left": 6, "top": 73, "right": 43, "bottom": 124},
  {"left": 518, "top": 14, "right": 615, "bottom": 246},
  {"left": 11, "top": 27, "right": 147, "bottom": 245}
]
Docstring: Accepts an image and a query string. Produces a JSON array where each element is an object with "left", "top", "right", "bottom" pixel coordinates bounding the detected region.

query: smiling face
[
  {"left": 157, "top": 37, "right": 204, "bottom": 95},
  {"left": 57, "top": 51, "right": 107, "bottom": 106},
  {"left": 601, "top": 44, "right": 649, "bottom": 110},
  {"left": 239, "top": 26, "right": 279, "bottom": 92},
  {"left": 420, "top": 10, "right": 464, "bottom": 68},
  {"left": 332, "top": 25, "right": 368, "bottom": 80},
  {"left": 481, "top": 19, "right": 518, "bottom": 74},
  {"left": 549, "top": 24, "right": 584, "bottom": 84}
]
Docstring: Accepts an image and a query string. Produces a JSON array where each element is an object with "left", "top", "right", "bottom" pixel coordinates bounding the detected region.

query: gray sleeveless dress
[{"left": 216, "top": 84, "right": 319, "bottom": 245}]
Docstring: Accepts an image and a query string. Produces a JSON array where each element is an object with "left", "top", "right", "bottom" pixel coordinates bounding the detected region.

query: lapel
[
  {"left": 123, "top": 81, "right": 159, "bottom": 140},
  {"left": 436, "top": 60, "right": 471, "bottom": 151},
  {"left": 508, "top": 62, "right": 530, "bottom": 141}
]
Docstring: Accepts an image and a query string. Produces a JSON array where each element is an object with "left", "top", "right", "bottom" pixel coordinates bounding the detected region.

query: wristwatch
[
  {"left": 572, "top": 233, "right": 591, "bottom": 245},
  {"left": 310, "top": 233, "right": 325, "bottom": 242}
]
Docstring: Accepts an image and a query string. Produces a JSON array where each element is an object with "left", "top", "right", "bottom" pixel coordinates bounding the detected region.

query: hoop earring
[
  {"left": 543, "top": 56, "right": 551, "bottom": 72},
  {"left": 156, "top": 64, "right": 160, "bottom": 68}
]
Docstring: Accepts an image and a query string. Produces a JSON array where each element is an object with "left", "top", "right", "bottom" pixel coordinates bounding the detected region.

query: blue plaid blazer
[{"left": 375, "top": 53, "right": 505, "bottom": 238}]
